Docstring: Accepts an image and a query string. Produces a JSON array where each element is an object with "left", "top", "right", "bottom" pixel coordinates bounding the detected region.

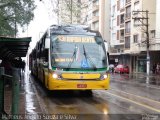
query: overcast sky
[{"left": 20, "top": 0, "right": 57, "bottom": 51}]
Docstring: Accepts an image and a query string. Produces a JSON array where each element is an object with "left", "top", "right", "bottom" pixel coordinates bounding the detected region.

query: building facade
[
  {"left": 80, "top": 0, "right": 110, "bottom": 47},
  {"left": 110, "top": 0, "right": 159, "bottom": 73}
]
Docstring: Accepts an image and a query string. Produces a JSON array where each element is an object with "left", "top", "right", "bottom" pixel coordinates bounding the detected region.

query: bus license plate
[{"left": 77, "top": 84, "right": 87, "bottom": 88}]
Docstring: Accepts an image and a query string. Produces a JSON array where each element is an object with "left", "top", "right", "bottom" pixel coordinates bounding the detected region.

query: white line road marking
[
  {"left": 111, "top": 88, "right": 160, "bottom": 105},
  {"left": 105, "top": 91, "right": 160, "bottom": 113},
  {"left": 111, "top": 79, "right": 160, "bottom": 90}
]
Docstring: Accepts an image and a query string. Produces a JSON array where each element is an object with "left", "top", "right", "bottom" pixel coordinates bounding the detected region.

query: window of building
[
  {"left": 125, "top": 36, "right": 130, "bottom": 48},
  {"left": 93, "top": 21, "right": 99, "bottom": 30},
  {"left": 141, "top": 32, "right": 146, "bottom": 38},
  {"left": 126, "top": 5, "right": 131, "bottom": 18},
  {"left": 117, "top": 30, "right": 119, "bottom": 40},
  {"left": 120, "top": 14, "right": 124, "bottom": 24},
  {"left": 112, "top": 5, "right": 116, "bottom": 17},
  {"left": 117, "top": 15, "right": 119, "bottom": 26},
  {"left": 112, "top": 33, "right": 116, "bottom": 41},
  {"left": 93, "top": 0, "right": 99, "bottom": 5},
  {"left": 125, "top": 21, "right": 131, "bottom": 33},
  {"left": 117, "top": 0, "right": 120, "bottom": 11},
  {"left": 120, "top": 30, "right": 124, "bottom": 40},
  {"left": 134, "top": 19, "right": 141, "bottom": 26},
  {"left": 134, "top": 1, "right": 139, "bottom": 11},
  {"left": 120, "top": 0, "right": 125, "bottom": 9},
  {"left": 112, "top": 19, "right": 116, "bottom": 27},
  {"left": 150, "top": 30, "right": 155, "bottom": 38},
  {"left": 126, "top": 0, "right": 131, "bottom": 4},
  {"left": 93, "top": 10, "right": 99, "bottom": 16},
  {"left": 133, "top": 34, "right": 139, "bottom": 43}
]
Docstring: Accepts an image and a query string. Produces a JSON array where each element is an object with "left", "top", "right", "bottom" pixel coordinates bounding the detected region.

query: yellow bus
[{"left": 29, "top": 25, "right": 110, "bottom": 92}]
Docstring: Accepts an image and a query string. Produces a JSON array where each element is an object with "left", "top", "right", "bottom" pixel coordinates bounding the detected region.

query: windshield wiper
[
  {"left": 66, "top": 45, "right": 77, "bottom": 70},
  {"left": 83, "top": 45, "right": 97, "bottom": 70}
]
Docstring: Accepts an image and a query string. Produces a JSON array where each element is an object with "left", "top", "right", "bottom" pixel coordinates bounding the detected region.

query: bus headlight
[
  {"left": 52, "top": 73, "right": 62, "bottom": 80},
  {"left": 100, "top": 74, "right": 108, "bottom": 80},
  {"left": 103, "top": 74, "right": 108, "bottom": 79},
  {"left": 52, "top": 73, "right": 58, "bottom": 79}
]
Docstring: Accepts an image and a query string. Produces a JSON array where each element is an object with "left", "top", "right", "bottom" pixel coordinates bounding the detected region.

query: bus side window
[
  {"left": 42, "top": 49, "right": 49, "bottom": 67},
  {"left": 44, "top": 49, "right": 49, "bottom": 62}
]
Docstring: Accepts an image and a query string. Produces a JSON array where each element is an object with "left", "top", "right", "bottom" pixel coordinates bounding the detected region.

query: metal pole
[
  {"left": 58, "top": 0, "right": 59, "bottom": 25},
  {"left": 132, "top": 10, "right": 150, "bottom": 74},
  {"left": 14, "top": 4, "right": 17, "bottom": 38},
  {"left": 11, "top": 68, "right": 20, "bottom": 117},
  {"left": 71, "top": 0, "right": 73, "bottom": 24},
  {"left": 0, "top": 67, "right": 4, "bottom": 114},
  {"left": 15, "top": 18, "right": 16, "bottom": 38},
  {"left": 146, "top": 10, "right": 150, "bottom": 75}
]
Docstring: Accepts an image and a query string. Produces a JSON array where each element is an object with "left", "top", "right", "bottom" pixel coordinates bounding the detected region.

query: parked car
[{"left": 114, "top": 64, "right": 129, "bottom": 74}]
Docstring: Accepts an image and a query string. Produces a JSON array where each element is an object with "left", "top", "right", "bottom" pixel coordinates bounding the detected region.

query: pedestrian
[
  {"left": 0, "top": 59, "right": 2, "bottom": 66},
  {"left": 1, "top": 59, "right": 12, "bottom": 86},
  {"left": 1, "top": 59, "right": 12, "bottom": 75},
  {"left": 156, "top": 63, "right": 160, "bottom": 74},
  {"left": 152, "top": 63, "right": 156, "bottom": 74},
  {"left": 21, "top": 60, "right": 26, "bottom": 72}
]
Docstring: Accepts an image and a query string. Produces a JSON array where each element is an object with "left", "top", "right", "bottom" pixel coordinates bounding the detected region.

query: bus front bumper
[{"left": 47, "top": 78, "right": 110, "bottom": 90}]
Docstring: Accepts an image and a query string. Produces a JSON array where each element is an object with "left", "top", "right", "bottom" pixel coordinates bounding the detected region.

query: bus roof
[{"left": 50, "top": 24, "right": 101, "bottom": 36}]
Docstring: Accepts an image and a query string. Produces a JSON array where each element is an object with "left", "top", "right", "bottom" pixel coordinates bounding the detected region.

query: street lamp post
[{"left": 146, "top": 10, "right": 150, "bottom": 75}]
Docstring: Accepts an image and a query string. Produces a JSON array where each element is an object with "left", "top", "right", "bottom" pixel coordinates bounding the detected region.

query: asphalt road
[{"left": 24, "top": 73, "right": 160, "bottom": 120}]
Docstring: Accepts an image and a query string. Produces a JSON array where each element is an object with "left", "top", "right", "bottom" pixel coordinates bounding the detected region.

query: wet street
[{"left": 24, "top": 72, "right": 160, "bottom": 120}]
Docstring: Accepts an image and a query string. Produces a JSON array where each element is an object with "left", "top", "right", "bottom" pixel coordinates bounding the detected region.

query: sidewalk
[{"left": 3, "top": 71, "right": 44, "bottom": 116}]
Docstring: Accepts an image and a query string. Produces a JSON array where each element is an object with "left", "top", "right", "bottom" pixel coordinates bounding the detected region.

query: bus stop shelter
[
  {"left": 0, "top": 36, "right": 31, "bottom": 60},
  {"left": 0, "top": 36, "right": 31, "bottom": 119}
]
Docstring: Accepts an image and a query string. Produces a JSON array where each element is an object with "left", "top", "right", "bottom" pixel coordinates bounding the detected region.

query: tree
[
  {"left": 0, "top": 0, "right": 36, "bottom": 36},
  {"left": 61, "top": 0, "right": 81, "bottom": 24},
  {"left": 44, "top": 0, "right": 81, "bottom": 24}
]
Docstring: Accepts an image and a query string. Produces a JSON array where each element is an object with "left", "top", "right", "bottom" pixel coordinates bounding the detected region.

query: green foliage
[{"left": 0, "top": 0, "right": 36, "bottom": 36}]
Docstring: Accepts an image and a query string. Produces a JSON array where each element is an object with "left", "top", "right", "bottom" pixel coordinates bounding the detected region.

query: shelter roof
[{"left": 0, "top": 36, "right": 31, "bottom": 60}]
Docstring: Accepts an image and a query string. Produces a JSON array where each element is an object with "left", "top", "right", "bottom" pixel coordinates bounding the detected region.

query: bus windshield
[{"left": 51, "top": 35, "right": 107, "bottom": 69}]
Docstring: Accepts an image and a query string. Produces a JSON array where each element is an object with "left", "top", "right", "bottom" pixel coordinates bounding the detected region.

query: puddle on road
[
  {"left": 37, "top": 89, "right": 110, "bottom": 115},
  {"left": 137, "top": 76, "right": 160, "bottom": 86},
  {"left": 24, "top": 72, "right": 41, "bottom": 114}
]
